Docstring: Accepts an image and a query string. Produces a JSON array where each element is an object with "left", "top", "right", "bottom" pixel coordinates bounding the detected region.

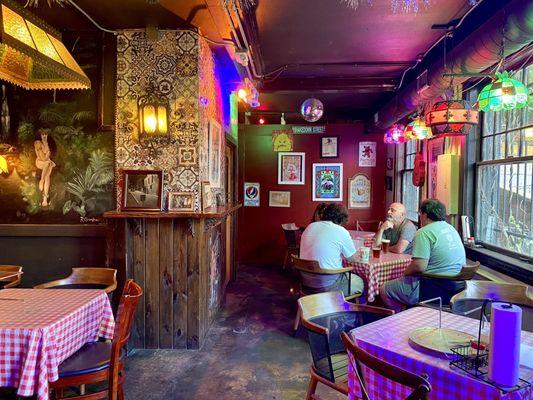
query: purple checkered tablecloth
[
  {"left": 0, "top": 289, "right": 115, "bottom": 400},
  {"left": 348, "top": 307, "right": 532, "bottom": 400},
  {"left": 343, "top": 253, "right": 411, "bottom": 302}
]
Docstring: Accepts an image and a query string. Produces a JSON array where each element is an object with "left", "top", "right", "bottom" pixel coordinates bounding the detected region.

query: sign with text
[{"left": 292, "top": 126, "right": 326, "bottom": 134}]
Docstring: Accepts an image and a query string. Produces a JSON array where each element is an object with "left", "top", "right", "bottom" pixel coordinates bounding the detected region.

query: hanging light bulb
[
  {"left": 404, "top": 117, "right": 432, "bottom": 140},
  {"left": 384, "top": 124, "right": 407, "bottom": 144},
  {"left": 477, "top": 71, "right": 529, "bottom": 112}
]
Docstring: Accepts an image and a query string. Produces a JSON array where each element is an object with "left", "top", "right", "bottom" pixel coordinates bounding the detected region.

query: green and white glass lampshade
[{"left": 477, "top": 71, "right": 529, "bottom": 112}]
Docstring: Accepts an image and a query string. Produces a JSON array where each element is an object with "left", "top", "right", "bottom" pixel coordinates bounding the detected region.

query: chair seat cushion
[
  {"left": 58, "top": 342, "right": 113, "bottom": 378},
  {"left": 52, "top": 284, "right": 110, "bottom": 290}
]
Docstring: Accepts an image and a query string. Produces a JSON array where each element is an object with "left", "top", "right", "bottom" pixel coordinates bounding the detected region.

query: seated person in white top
[
  {"left": 300, "top": 203, "right": 364, "bottom": 296},
  {"left": 373, "top": 202, "right": 416, "bottom": 254}
]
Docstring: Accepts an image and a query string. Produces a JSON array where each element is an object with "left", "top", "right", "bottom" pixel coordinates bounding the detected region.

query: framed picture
[
  {"left": 269, "top": 191, "right": 291, "bottom": 207},
  {"left": 208, "top": 119, "right": 222, "bottom": 188},
  {"left": 121, "top": 170, "right": 163, "bottom": 211},
  {"left": 312, "top": 163, "right": 343, "bottom": 201},
  {"left": 202, "top": 181, "right": 212, "bottom": 211},
  {"left": 168, "top": 192, "right": 194, "bottom": 212},
  {"left": 359, "top": 141, "right": 376, "bottom": 167},
  {"left": 427, "top": 137, "right": 444, "bottom": 198},
  {"left": 348, "top": 173, "right": 371, "bottom": 209},
  {"left": 278, "top": 152, "right": 305, "bottom": 185},
  {"left": 244, "top": 182, "right": 260, "bottom": 207},
  {"left": 321, "top": 136, "right": 338, "bottom": 158},
  {"left": 272, "top": 129, "right": 294, "bottom": 152}
]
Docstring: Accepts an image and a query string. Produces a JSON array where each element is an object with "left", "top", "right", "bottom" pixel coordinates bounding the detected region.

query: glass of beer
[
  {"left": 372, "top": 245, "right": 381, "bottom": 259},
  {"left": 382, "top": 239, "right": 390, "bottom": 253}
]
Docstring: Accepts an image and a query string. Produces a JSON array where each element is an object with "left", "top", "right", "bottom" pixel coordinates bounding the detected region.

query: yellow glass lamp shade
[
  {"left": 0, "top": 0, "right": 90, "bottom": 90},
  {"left": 0, "top": 154, "right": 7, "bottom": 173},
  {"left": 404, "top": 117, "right": 432, "bottom": 140},
  {"left": 138, "top": 97, "right": 169, "bottom": 137}
]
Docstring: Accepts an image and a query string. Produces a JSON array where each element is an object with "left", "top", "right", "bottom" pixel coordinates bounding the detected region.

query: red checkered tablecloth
[
  {"left": 343, "top": 253, "right": 411, "bottom": 302},
  {"left": 348, "top": 307, "right": 533, "bottom": 400},
  {"left": 0, "top": 289, "right": 115, "bottom": 400}
]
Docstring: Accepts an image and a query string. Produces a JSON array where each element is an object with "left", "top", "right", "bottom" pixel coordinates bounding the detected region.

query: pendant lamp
[
  {"left": 477, "top": 71, "right": 529, "bottom": 112},
  {"left": 425, "top": 99, "right": 479, "bottom": 136},
  {"left": 383, "top": 124, "right": 407, "bottom": 144},
  {"left": 404, "top": 117, "right": 432, "bottom": 140}
]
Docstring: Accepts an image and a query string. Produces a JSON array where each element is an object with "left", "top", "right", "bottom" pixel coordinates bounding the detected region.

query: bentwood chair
[
  {"left": 0, "top": 265, "right": 23, "bottom": 289},
  {"left": 418, "top": 262, "right": 480, "bottom": 306},
  {"left": 50, "top": 279, "right": 143, "bottom": 400},
  {"left": 450, "top": 280, "right": 533, "bottom": 331},
  {"left": 281, "top": 223, "right": 303, "bottom": 270},
  {"left": 298, "top": 291, "right": 393, "bottom": 400},
  {"left": 34, "top": 267, "right": 118, "bottom": 294},
  {"left": 341, "top": 332, "right": 431, "bottom": 400},
  {"left": 291, "top": 256, "right": 362, "bottom": 334}
]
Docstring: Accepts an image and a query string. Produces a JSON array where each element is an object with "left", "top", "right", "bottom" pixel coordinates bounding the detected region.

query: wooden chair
[
  {"left": 50, "top": 279, "right": 143, "bottom": 400},
  {"left": 450, "top": 280, "right": 533, "bottom": 331},
  {"left": 34, "top": 267, "right": 118, "bottom": 294},
  {"left": 298, "top": 291, "right": 393, "bottom": 400},
  {"left": 0, "top": 265, "right": 23, "bottom": 289},
  {"left": 418, "top": 262, "right": 480, "bottom": 306},
  {"left": 281, "top": 223, "right": 303, "bottom": 270},
  {"left": 341, "top": 331, "right": 431, "bottom": 400},
  {"left": 292, "top": 255, "right": 362, "bottom": 334}
]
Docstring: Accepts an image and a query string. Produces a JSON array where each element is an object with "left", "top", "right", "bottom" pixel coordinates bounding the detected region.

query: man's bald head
[{"left": 387, "top": 202, "right": 407, "bottom": 225}]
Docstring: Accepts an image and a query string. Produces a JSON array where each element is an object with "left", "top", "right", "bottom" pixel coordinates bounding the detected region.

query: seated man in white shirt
[{"left": 300, "top": 203, "right": 364, "bottom": 296}]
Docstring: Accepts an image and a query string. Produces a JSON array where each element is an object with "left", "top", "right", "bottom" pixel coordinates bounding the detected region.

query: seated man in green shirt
[
  {"left": 379, "top": 198, "right": 466, "bottom": 312},
  {"left": 373, "top": 202, "right": 417, "bottom": 254}
]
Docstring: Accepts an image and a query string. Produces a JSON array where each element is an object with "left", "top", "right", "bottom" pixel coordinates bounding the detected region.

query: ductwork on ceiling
[{"left": 373, "top": 0, "right": 533, "bottom": 130}]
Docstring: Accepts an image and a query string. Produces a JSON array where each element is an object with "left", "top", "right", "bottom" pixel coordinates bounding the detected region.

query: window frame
[{"left": 399, "top": 140, "right": 420, "bottom": 223}]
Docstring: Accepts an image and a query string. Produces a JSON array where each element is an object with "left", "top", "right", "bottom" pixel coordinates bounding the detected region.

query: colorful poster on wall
[
  {"left": 348, "top": 174, "right": 371, "bottom": 209},
  {"left": 278, "top": 152, "right": 305, "bottom": 185},
  {"left": 359, "top": 141, "right": 376, "bottom": 167},
  {"left": 427, "top": 137, "right": 444, "bottom": 198},
  {"left": 208, "top": 119, "right": 222, "bottom": 188},
  {"left": 272, "top": 129, "right": 293, "bottom": 152},
  {"left": 244, "top": 182, "right": 260, "bottom": 206},
  {"left": 312, "top": 163, "right": 343, "bottom": 201}
]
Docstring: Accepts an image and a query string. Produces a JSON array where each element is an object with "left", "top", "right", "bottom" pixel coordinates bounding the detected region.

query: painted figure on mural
[{"left": 34, "top": 128, "right": 56, "bottom": 207}]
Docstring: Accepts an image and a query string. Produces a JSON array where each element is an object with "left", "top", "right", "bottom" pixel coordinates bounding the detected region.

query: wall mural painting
[{"left": 0, "top": 33, "right": 113, "bottom": 223}]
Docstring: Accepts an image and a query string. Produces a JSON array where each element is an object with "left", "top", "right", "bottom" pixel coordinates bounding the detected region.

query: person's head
[
  {"left": 386, "top": 202, "right": 406, "bottom": 226},
  {"left": 419, "top": 198, "right": 447, "bottom": 226},
  {"left": 37, "top": 128, "right": 50, "bottom": 141},
  {"left": 311, "top": 203, "right": 327, "bottom": 223},
  {"left": 321, "top": 203, "right": 349, "bottom": 226}
]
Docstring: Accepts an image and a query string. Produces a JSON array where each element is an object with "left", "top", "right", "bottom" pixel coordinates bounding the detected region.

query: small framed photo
[
  {"left": 278, "top": 152, "right": 305, "bottom": 185},
  {"left": 321, "top": 136, "right": 338, "bottom": 158},
  {"left": 201, "top": 181, "right": 212, "bottom": 211},
  {"left": 122, "top": 170, "right": 163, "bottom": 211},
  {"left": 269, "top": 191, "right": 291, "bottom": 207},
  {"left": 168, "top": 192, "right": 194, "bottom": 212}
]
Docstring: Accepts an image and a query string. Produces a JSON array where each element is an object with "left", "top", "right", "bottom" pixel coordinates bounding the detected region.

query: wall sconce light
[
  {"left": 0, "top": 154, "right": 8, "bottom": 173},
  {"left": 138, "top": 88, "right": 169, "bottom": 137}
]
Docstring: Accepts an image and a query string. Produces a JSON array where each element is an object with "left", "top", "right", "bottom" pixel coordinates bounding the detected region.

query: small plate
[{"left": 409, "top": 327, "right": 475, "bottom": 354}]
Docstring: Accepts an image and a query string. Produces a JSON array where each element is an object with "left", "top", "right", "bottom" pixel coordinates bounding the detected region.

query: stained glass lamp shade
[
  {"left": 477, "top": 71, "right": 529, "bottom": 112},
  {"left": 404, "top": 117, "right": 432, "bottom": 140},
  {"left": 425, "top": 99, "right": 479, "bottom": 136},
  {"left": 384, "top": 124, "right": 407, "bottom": 144},
  {"left": 0, "top": 0, "right": 90, "bottom": 90}
]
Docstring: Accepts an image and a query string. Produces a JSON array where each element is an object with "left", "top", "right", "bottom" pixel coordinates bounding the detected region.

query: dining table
[
  {"left": 348, "top": 306, "right": 532, "bottom": 400},
  {"left": 343, "top": 252, "right": 412, "bottom": 302},
  {"left": 0, "top": 288, "right": 115, "bottom": 400}
]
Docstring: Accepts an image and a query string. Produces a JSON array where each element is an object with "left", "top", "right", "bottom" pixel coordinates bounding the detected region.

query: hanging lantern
[
  {"left": 383, "top": 124, "right": 407, "bottom": 144},
  {"left": 404, "top": 117, "right": 432, "bottom": 140},
  {"left": 477, "top": 71, "right": 529, "bottom": 112},
  {"left": 138, "top": 87, "right": 169, "bottom": 138},
  {"left": 425, "top": 99, "right": 479, "bottom": 136}
]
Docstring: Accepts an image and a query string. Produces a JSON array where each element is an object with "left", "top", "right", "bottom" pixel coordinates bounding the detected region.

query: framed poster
[
  {"left": 427, "top": 137, "right": 444, "bottom": 198},
  {"left": 121, "top": 170, "right": 163, "bottom": 211},
  {"left": 321, "top": 136, "right": 338, "bottom": 158},
  {"left": 312, "top": 163, "right": 343, "bottom": 202},
  {"left": 208, "top": 119, "right": 222, "bottom": 188},
  {"left": 269, "top": 191, "right": 290, "bottom": 207},
  {"left": 272, "top": 129, "right": 294, "bottom": 152},
  {"left": 348, "top": 174, "right": 371, "bottom": 209},
  {"left": 359, "top": 141, "right": 376, "bottom": 167},
  {"left": 168, "top": 192, "right": 194, "bottom": 212},
  {"left": 202, "top": 181, "right": 212, "bottom": 210},
  {"left": 278, "top": 152, "right": 305, "bottom": 185},
  {"left": 244, "top": 182, "right": 260, "bottom": 207}
]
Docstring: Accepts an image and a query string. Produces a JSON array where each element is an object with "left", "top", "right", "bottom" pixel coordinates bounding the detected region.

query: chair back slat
[
  {"left": 292, "top": 256, "right": 351, "bottom": 275},
  {"left": 108, "top": 279, "right": 143, "bottom": 400},
  {"left": 0, "top": 265, "right": 23, "bottom": 289},
  {"left": 34, "top": 267, "right": 118, "bottom": 293},
  {"left": 341, "top": 332, "right": 431, "bottom": 400}
]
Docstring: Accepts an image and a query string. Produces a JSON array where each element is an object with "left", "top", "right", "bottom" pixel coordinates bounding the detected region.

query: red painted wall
[{"left": 238, "top": 123, "right": 388, "bottom": 267}]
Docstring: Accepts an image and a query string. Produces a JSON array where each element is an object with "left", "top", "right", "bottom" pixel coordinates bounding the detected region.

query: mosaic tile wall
[{"left": 115, "top": 30, "right": 224, "bottom": 211}]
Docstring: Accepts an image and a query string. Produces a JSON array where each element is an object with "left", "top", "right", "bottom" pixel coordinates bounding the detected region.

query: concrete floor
[{"left": 123, "top": 265, "right": 345, "bottom": 400}]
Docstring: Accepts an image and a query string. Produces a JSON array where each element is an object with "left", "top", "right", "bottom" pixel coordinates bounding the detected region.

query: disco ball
[{"left": 301, "top": 98, "right": 324, "bottom": 122}]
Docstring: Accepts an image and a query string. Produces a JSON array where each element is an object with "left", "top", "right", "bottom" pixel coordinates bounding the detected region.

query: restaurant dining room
[{"left": 0, "top": 0, "right": 531, "bottom": 399}]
